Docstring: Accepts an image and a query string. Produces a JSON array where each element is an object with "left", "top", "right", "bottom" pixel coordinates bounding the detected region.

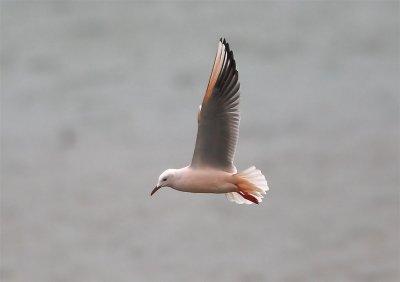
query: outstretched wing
[{"left": 191, "top": 38, "right": 240, "bottom": 172}]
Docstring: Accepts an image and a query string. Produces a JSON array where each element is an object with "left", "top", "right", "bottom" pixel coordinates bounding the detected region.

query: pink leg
[{"left": 238, "top": 191, "right": 259, "bottom": 204}]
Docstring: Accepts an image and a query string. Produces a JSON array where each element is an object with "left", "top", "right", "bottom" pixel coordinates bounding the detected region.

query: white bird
[{"left": 151, "top": 38, "right": 269, "bottom": 204}]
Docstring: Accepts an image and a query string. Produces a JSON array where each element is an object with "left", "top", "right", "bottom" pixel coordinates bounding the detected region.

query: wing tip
[
  {"left": 219, "top": 38, "right": 231, "bottom": 52},
  {"left": 203, "top": 38, "right": 239, "bottom": 103}
]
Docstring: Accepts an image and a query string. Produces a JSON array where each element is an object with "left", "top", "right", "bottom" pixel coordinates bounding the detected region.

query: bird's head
[{"left": 151, "top": 169, "right": 177, "bottom": 196}]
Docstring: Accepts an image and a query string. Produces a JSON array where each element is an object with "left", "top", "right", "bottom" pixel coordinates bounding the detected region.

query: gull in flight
[{"left": 151, "top": 38, "right": 269, "bottom": 204}]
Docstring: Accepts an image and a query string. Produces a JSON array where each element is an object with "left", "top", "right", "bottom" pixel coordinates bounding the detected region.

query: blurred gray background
[{"left": 1, "top": 1, "right": 399, "bottom": 281}]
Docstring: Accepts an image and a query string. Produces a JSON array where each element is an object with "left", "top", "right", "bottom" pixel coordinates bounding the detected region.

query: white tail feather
[{"left": 225, "top": 166, "right": 269, "bottom": 205}]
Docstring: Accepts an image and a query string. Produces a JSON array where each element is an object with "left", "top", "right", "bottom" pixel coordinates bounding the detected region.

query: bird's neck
[{"left": 168, "top": 166, "right": 189, "bottom": 191}]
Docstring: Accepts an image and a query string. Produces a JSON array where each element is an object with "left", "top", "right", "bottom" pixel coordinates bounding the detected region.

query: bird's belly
[{"left": 176, "top": 169, "right": 238, "bottom": 194}]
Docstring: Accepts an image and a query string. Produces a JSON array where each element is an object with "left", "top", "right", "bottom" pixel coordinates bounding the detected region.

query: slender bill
[{"left": 150, "top": 186, "right": 161, "bottom": 196}]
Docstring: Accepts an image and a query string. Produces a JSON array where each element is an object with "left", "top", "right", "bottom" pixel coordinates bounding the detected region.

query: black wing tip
[
  {"left": 215, "top": 37, "right": 240, "bottom": 87},
  {"left": 218, "top": 38, "right": 235, "bottom": 62},
  {"left": 219, "top": 38, "right": 230, "bottom": 48},
  {"left": 215, "top": 38, "right": 239, "bottom": 84}
]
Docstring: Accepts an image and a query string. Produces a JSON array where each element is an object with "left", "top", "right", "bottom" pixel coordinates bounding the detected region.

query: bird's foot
[{"left": 238, "top": 191, "right": 259, "bottom": 204}]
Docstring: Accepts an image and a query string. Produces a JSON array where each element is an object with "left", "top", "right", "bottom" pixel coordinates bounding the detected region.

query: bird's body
[
  {"left": 152, "top": 38, "right": 269, "bottom": 204},
  {"left": 163, "top": 167, "right": 237, "bottom": 194}
]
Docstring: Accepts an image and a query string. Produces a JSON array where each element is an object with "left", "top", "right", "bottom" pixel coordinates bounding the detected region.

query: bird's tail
[{"left": 225, "top": 166, "right": 269, "bottom": 204}]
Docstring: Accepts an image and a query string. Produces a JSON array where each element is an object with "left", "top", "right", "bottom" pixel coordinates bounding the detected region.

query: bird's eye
[{"left": 162, "top": 178, "right": 167, "bottom": 181}]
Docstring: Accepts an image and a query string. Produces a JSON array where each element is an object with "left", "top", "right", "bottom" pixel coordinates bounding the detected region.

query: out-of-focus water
[{"left": 1, "top": 1, "right": 399, "bottom": 281}]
